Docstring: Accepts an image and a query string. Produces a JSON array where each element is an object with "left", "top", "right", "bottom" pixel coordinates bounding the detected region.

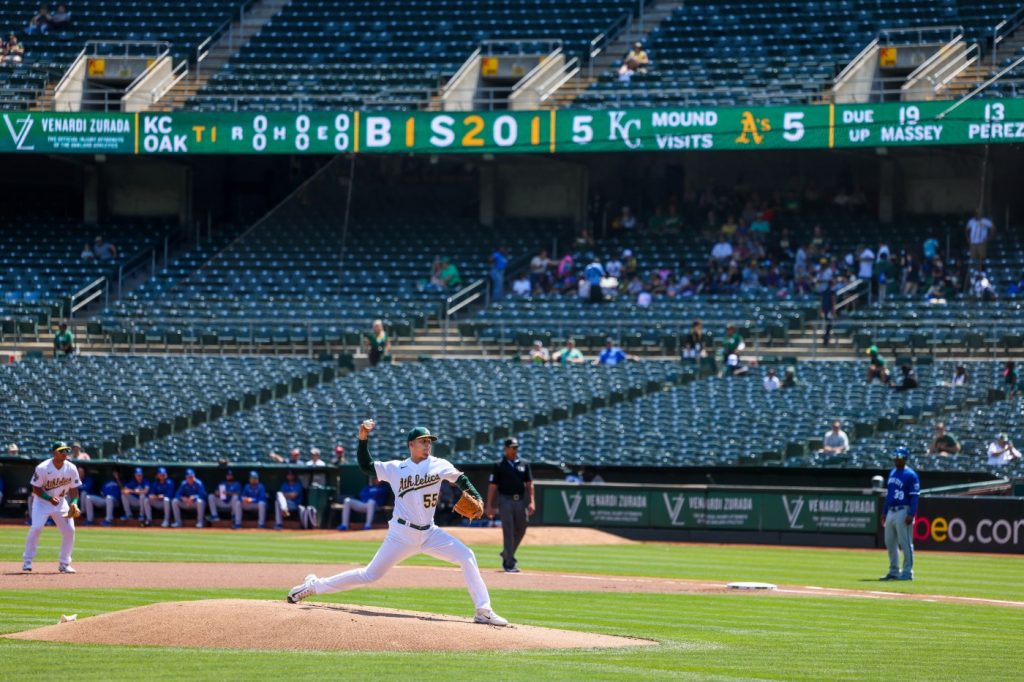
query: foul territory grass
[
  {"left": 0, "top": 528, "right": 1021, "bottom": 601},
  {"left": 0, "top": 587, "right": 1018, "bottom": 680}
]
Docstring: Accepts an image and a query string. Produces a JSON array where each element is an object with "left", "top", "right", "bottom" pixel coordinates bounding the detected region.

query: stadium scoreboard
[{"left": 2, "top": 100, "right": 1022, "bottom": 155}]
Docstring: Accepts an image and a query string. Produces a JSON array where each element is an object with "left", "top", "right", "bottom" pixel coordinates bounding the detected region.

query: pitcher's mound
[{"left": 6, "top": 599, "right": 655, "bottom": 652}]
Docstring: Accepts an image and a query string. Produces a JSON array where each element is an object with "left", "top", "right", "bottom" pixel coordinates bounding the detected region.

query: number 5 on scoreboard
[
  {"left": 783, "top": 112, "right": 805, "bottom": 142},
  {"left": 572, "top": 115, "right": 593, "bottom": 144}
]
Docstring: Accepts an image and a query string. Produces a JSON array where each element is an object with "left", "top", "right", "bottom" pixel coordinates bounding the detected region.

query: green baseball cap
[
  {"left": 51, "top": 441, "right": 71, "bottom": 453},
  {"left": 406, "top": 426, "right": 438, "bottom": 443}
]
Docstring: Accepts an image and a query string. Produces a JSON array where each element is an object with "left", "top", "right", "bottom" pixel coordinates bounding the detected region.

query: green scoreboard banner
[
  {"left": 2, "top": 100, "right": 1022, "bottom": 155},
  {"left": 540, "top": 483, "right": 878, "bottom": 534}
]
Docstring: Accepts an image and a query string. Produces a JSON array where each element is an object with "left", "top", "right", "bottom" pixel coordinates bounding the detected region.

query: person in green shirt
[
  {"left": 552, "top": 339, "right": 585, "bottom": 365},
  {"left": 53, "top": 322, "right": 75, "bottom": 357},
  {"left": 875, "top": 252, "right": 898, "bottom": 301},
  {"left": 439, "top": 258, "right": 462, "bottom": 290},
  {"left": 928, "top": 421, "right": 961, "bottom": 455},
  {"left": 865, "top": 344, "right": 890, "bottom": 385}
]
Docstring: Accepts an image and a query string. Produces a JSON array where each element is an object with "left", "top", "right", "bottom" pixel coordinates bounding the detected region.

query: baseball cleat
[
  {"left": 21, "top": 562, "right": 31, "bottom": 572},
  {"left": 879, "top": 574, "right": 898, "bottom": 581},
  {"left": 336, "top": 524, "right": 349, "bottom": 531},
  {"left": 161, "top": 521, "right": 170, "bottom": 528},
  {"left": 58, "top": 564, "right": 76, "bottom": 574},
  {"left": 897, "top": 576, "right": 914, "bottom": 581},
  {"left": 503, "top": 566, "right": 521, "bottom": 573},
  {"left": 474, "top": 608, "right": 508, "bottom": 626},
  {"left": 287, "top": 574, "right": 317, "bottom": 604},
  {"left": 171, "top": 522, "right": 182, "bottom": 528},
  {"left": 84, "top": 520, "right": 95, "bottom": 526},
  {"left": 101, "top": 520, "right": 113, "bottom": 527}
]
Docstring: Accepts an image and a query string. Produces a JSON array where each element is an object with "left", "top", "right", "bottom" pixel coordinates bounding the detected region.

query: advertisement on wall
[
  {"left": 2, "top": 99, "right": 1023, "bottom": 155},
  {"left": 914, "top": 497, "right": 1024, "bottom": 554}
]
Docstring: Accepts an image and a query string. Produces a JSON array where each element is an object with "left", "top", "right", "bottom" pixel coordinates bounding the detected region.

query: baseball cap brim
[{"left": 407, "top": 426, "right": 438, "bottom": 442}]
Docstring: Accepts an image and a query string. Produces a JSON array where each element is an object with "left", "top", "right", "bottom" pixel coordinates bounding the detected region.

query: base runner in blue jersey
[
  {"left": 287, "top": 420, "right": 508, "bottom": 626},
  {"left": 880, "top": 447, "right": 920, "bottom": 581}
]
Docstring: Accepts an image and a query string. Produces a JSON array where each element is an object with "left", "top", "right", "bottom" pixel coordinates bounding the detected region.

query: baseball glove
[
  {"left": 454, "top": 493, "right": 484, "bottom": 520},
  {"left": 64, "top": 503, "right": 81, "bottom": 519}
]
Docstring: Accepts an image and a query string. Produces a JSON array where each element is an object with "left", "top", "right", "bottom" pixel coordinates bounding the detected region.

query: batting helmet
[{"left": 891, "top": 446, "right": 910, "bottom": 460}]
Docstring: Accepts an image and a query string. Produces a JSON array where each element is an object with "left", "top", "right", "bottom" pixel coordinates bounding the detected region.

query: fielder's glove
[
  {"left": 64, "top": 503, "right": 81, "bottom": 519},
  {"left": 453, "top": 493, "right": 484, "bottom": 520}
]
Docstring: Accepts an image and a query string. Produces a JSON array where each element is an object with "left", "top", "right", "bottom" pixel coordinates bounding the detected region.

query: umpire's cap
[
  {"left": 407, "top": 426, "right": 438, "bottom": 443},
  {"left": 51, "top": 441, "right": 71, "bottom": 453},
  {"left": 892, "top": 446, "right": 910, "bottom": 461},
  {"left": 503, "top": 437, "right": 519, "bottom": 448}
]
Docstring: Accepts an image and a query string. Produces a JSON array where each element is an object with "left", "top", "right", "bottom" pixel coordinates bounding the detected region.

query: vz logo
[
  {"left": 782, "top": 495, "right": 804, "bottom": 529},
  {"left": 560, "top": 490, "right": 583, "bottom": 523},
  {"left": 662, "top": 493, "right": 687, "bottom": 526},
  {"left": 3, "top": 114, "right": 35, "bottom": 150}
]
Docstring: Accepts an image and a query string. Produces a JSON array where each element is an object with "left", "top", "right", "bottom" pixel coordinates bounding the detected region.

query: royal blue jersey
[
  {"left": 241, "top": 483, "right": 267, "bottom": 503},
  {"left": 176, "top": 479, "right": 206, "bottom": 500},
  {"left": 278, "top": 481, "right": 303, "bottom": 504},
  {"left": 150, "top": 478, "right": 175, "bottom": 498},
  {"left": 598, "top": 346, "right": 627, "bottom": 365},
  {"left": 124, "top": 478, "right": 150, "bottom": 496},
  {"left": 360, "top": 484, "right": 389, "bottom": 506},
  {"left": 100, "top": 480, "right": 121, "bottom": 497},
  {"left": 216, "top": 480, "right": 242, "bottom": 496},
  {"left": 883, "top": 466, "right": 920, "bottom": 516},
  {"left": 80, "top": 475, "right": 95, "bottom": 495}
]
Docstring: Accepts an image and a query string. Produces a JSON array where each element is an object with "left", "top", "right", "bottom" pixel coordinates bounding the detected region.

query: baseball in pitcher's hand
[{"left": 359, "top": 419, "right": 376, "bottom": 439}]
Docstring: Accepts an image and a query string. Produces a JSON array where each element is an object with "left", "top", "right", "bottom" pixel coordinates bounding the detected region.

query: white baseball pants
[
  {"left": 311, "top": 521, "right": 491, "bottom": 610},
  {"left": 23, "top": 496, "right": 75, "bottom": 566},
  {"left": 143, "top": 496, "right": 171, "bottom": 524},
  {"left": 341, "top": 498, "right": 377, "bottom": 529},
  {"left": 84, "top": 494, "right": 115, "bottom": 523}
]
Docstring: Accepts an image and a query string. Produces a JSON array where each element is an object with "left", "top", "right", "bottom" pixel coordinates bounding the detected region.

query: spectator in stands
[
  {"left": 611, "top": 206, "right": 637, "bottom": 232},
  {"left": 583, "top": 257, "right": 605, "bottom": 304},
  {"left": 268, "top": 448, "right": 302, "bottom": 464},
  {"left": 4, "top": 35, "right": 24, "bottom": 65},
  {"left": 49, "top": 4, "right": 71, "bottom": 31},
  {"left": 820, "top": 280, "right": 836, "bottom": 346},
  {"left": 489, "top": 246, "right": 507, "bottom": 302},
  {"left": 573, "top": 228, "right": 595, "bottom": 253},
  {"left": 986, "top": 433, "right": 1021, "bottom": 467},
  {"left": 511, "top": 271, "right": 531, "bottom": 298},
  {"left": 171, "top": 469, "right": 206, "bottom": 528},
  {"left": 93, "top": 236, "right": 117, "bottom": 260},
  {"left": 274, "top": 470, "right": 304, "bottom": 529},
  {"left": 336, "top": 476, "right": 389, "bottom": 531},
  {"left": 1003, "top": 361, "right": 1020, "bottom": 398},
  {"left": 53, "top": 322, "right": 75, "bottom": 358},
  {"left": 438, "top": 257, "right": 461, "bottom": 291},
  {"left": 596, "top": 338, "right": 637, "bottom": 366},
  {"left": 79, "top": 243, "right": 94, "bottom": 260},
  {"left": 26, "top": 5, "right": 51, "bottom": 34},
  {"left": 529, "top": 249, "right": 552, "bottom": 293},
  {"left": 239, "top": 470, "right": 268, "bottom": 529},
  {"left": 682, "top": 319, "right": 706, "bottom": 360},
  {"left": 8, "top": 443, "right": 19, "bottom": 456},
  {"left": 857, "top": 244, "right": 875, "bottom": 283},
  {"left": 626, "top": 42, "right": 650, "bottom": 73},
  {"left": 762, "top": 367, "right": 781, "bottom": 392},
  {"left": 364, "top": 319, "right": 390, "bottom": 367},
  {"left": 604, "top": 253, "right": 623, "bottom": 280},
  {"left": 710, "top": 234, "right": 733, "bottom": 265},
  {"left": 900, "top": 252, "right": 920, "bottom": 296},
  {"left": 865, "top": 345, "right": 890, "bottom": 385},
  {"left": 971, "top": 270, "right": 996, "bottom": 302},
  {"left": 892, "top": 363, "right": 918, "bottom": 392},
  {"left": 966, "top": 209, "right": 994, "bottom": 269},
  {"left": 782, "top": 365, "right": 799, "bottom": 389},
  {"left": 950, "top": 364, "right": 969, "bottom": 387},
  {"left": 553, "top": 338, "right": 585, "bottom": 365},
  {"left": 554, "top": 251, "right": 575, "bottom": 294},
  {"left": 528, "top": 340, "right": 550, "bottom": 365},
  {"left": 70, "top": 442, "right": 90, "bottom": 460},
  {"left": 820, "top": 421, "right": 849, "bottom": 455},
  {"left": 333, "top": 445, "right": 346, "bottom": 464},
  {"left": 875, "top": 252, "right": 896, "bottom": 302},
  {"left": 722, "top": 324, "right": 753, "bottom": 374},
  {"left": 928, "top": 421, "right": 961, "bottom": 456}
]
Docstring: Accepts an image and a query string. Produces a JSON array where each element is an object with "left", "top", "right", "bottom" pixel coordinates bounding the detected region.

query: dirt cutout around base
[{"left": 5, "top": 599, "right": 655, "bottom": 652}]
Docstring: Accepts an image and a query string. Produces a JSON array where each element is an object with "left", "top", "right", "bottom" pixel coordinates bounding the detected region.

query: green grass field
[{"left": 1, "top": 528, "right": 1021, "bottom": 680}]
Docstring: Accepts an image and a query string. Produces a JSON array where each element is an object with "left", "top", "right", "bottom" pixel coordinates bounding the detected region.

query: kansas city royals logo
[
  {"left": 662, "top": 493, "right": 687, "bottom": 526},
  {"left": 560, "top": 490, "right": 583, "bottom": 523},
  {"left": 782, "top": 495, "right": 805, "bottom": 529},
  {"left": 3, "top": 114, "right": 35, "bottom": 150}
]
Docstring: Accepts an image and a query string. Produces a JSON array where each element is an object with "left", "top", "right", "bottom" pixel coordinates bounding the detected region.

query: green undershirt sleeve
[{"left": 456, "top": 474, "right": 480, "bottom": 500}]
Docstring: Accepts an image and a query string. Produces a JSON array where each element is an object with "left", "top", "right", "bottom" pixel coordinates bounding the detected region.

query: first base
[{"left": 727, "top": 582, "right": 777, "bottom": 590}]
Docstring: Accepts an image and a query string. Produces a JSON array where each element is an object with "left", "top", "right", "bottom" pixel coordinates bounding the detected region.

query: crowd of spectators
[{"left": 4, "top": 4, "right": 74, "bottom": 66}]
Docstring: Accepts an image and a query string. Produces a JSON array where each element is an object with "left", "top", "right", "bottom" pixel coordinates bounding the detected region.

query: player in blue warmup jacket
[
  {"left": 120, "top": 467, "right": 149, "bottom": 521},
  {"left": 207, "top": 469, "right": 242, "bottom": 527},
  {"left": 82, "top": 468, "right": 120, "bottom": 526},
  {"left": 238, "top": 471, "right": 268, "bottom": 529},
  {"left": 274, "top": 470, "right": 305, "bottom": 529},
  {"left": 880, "top": 447, "right": 920, "bottom": 581},
  {"left": 171, "top": 469, "right": 206, "bottom": 528},
  {"left": 145, "top": 468, "right": 175, "bottom": 527},
  {"left": 337, "top": 478, "right": 389, "bottom": 530}
]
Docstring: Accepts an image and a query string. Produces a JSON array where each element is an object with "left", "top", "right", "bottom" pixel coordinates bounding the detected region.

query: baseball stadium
[{"left": 2, "top": 0, "right": 1024, "bottom": 679}]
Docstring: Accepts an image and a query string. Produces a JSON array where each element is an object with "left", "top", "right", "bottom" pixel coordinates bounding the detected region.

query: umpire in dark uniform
[{"left": 485, "top": 437, "right": 535, "bottom": 573}]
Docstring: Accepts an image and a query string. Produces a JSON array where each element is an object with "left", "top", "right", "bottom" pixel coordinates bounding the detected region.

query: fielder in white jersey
[
  {"left": 23, "top": 441, "right": 81, "bottom": 573},
  {"left": 287, "top": 420, "right": 508, "bottom": 626}
]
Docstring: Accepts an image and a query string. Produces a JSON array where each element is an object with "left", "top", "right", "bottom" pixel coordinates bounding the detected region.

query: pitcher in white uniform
[
  {"left": 23, "top": 441, "right": 81, "bottom": 573},
  {"left": 287, "top": 420, "right": 508, "bottom": 626}
]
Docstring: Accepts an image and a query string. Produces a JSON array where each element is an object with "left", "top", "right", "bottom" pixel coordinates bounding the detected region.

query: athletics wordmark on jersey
[{"left": 397, "top": 473, "right": 441, "bottom": 497}]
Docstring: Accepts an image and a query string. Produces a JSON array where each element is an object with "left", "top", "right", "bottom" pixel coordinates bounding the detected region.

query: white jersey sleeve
[
  {"left": 373, "top": 460, "right": 403, "bottom": 490},
  {"left": 31, "top": 458, "right": 80, "bottom": 500},
  {"left": 434, "top": 458, "right": 463, "bottom": 484}
]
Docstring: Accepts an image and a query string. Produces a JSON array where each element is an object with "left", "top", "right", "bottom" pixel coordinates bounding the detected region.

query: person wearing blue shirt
[
  {"left": 337, "top": 477, "right": 390, "bottom": 531},
  {"left": 239, "top": 471, "right": 268, "bottom": 529},
  {"left": 489, "top": 246, "right": 508, "bottom": 302},
  {"left": 171, "top": 469, "right": 206, "bottom": 528},
  {"left": 596, "top": 338, "right": 636, "bottom": 366},
  {"left": 120, "top": 467, "right": 149, "bottom": 521},
  {"left": 144, "top": 467, "right": 175, "bottom": 528},
  {"left": 83, "top": 468, "right": 120, "bottom": 526},
  {"left": 274, "top": 470, "right": 305, "bottom": 530},
  {"left": 206, "top": 469, "right": 242, "bottom": 527},
  {"left": 880, "top": 447, "right": 920, "bottom": 581}
]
